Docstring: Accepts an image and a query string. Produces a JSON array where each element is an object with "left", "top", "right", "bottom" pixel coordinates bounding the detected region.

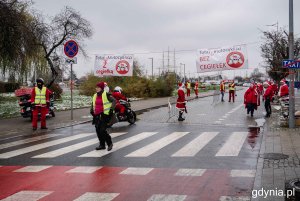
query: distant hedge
[
  {"left": 0, "top": 82, "right": 20, "bottom": 93},
  {"left": 79, "top": 74, "right": 176, "bottom": 98}
]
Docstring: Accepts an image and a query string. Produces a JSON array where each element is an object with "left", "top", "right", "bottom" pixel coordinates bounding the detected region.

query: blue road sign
[
  {"left": 282, "top": 59, "right": 300, "bottom": 69},
  {"left": 64, "top": 40, "right": 78, "bottom": 58}
]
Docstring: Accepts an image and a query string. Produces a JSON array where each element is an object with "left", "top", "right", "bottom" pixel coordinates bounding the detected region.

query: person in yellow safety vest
[
  {"left": 228, "top": 80, "right": 236, "bottom": 102},
  {"left": 90, "top": 82, "right": 116, "bottom": 151},
  {"left": 186, "top": 80, "right": 191, "bottom": 97},
  {"left": 220, "top": 80, "right": 225, "bottom": 102},
  {"left": 30, "top": 78, "right": 52, "bottom": 130}
]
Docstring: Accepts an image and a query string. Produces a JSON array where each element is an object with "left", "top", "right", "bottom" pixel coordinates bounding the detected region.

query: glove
[{"left": 109, "top": 109, "right": 114, "bottom": 116}]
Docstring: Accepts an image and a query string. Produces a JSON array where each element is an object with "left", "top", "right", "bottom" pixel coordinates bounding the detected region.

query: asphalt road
[{"left": 0, "top": 89, "right": 265, "bottom": 201}]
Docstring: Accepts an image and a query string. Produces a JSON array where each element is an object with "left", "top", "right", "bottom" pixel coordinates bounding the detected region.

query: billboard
[
  {"left": 94, "top": 54, "right": 134, "bottom": 77},
  {"left": 196, "top": 45, "right": 248, "bottom": 73}
]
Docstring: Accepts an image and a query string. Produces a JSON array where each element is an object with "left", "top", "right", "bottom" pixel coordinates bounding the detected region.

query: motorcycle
[
  {"left": 114, "top": 99, "right": 136, "bottom": 124},
  {"left": 18, "top": 93, "right": 56, "bottom": 120}
]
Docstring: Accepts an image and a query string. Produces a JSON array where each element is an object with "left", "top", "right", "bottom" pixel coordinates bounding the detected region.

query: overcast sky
[{"left": 32, "top": 0, "right": 300, "bottom": 79}]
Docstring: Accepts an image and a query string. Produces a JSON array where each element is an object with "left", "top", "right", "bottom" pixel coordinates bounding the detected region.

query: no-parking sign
[{"left": 64, "top": 40, "right": 78, "bottom": 58}]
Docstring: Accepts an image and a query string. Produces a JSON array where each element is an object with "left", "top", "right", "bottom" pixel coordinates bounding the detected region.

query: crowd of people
[{"left": 175, "top": 79, "right": 289, "bottom": 121}]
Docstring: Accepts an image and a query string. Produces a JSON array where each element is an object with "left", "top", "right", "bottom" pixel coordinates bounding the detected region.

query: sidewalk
[
  {"left": 0, "top": 91, "right": 215, "bottom": 136},
  {"left": 252, "top": 89, "right": 300, "bottom": 201}
]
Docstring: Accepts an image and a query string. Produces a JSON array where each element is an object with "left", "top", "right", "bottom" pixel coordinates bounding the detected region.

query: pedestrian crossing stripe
[
  {"left": 6, "top": 166, "right": 256, "bottom": 177},
  {"left": 0, "top": 133, "right": 93, "bottom": 159},
  {"left": 0, "top": 190, "right": 251, "bottom": 201},
  {"left": 125, "top": 132, "right": 189, "bottom": 157},
  {"left": 0, "top": 131, "right": 251, "bottom": 159},
  {"left": 32, "top": 133, "right": 127, "bottom": 158}
]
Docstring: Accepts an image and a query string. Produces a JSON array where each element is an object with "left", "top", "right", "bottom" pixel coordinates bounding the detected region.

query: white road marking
[
  {"left": 0, "top": 133, "right": 93, "bottom": 159},
  {"left": 73, "top": 192, "right": 119, "bottom": 201},
  {"left": 125, "top": 132, "right": 189, "bottom": 157},
  {"left": 0, "top": 191, "right": 52, "bottom": 201},
  {"left": 0, "top": 134, "right": 60, "bottom": 150},
  {"left": 120, "top": 167, "right": 153, "bottom": 175},
  {"left": 219, "top": 196, "right": 250, "bottom": 201},
  {"left": 215, "top": 132, "right": 248, "bottom": 157},
  {"left": 66, "top": 166, "right": 102, "bottom": 174},
  {"left": 147, "top": 194, "right": 187, "bottom": 201},
  {"left": 172, "top": 132, "right": 218, "bottom": 157},
  {"left": 32, "top": 133, "right": 127, "bottom": 158},
  {"left": 79, "top": 132, "right": 158, "bottom": 157},
  {"left": 13, "top": 166, "right": 52, "bottom": 172},
  {"left": 175, "top": 169, "right": 206, "bottom": 176}
]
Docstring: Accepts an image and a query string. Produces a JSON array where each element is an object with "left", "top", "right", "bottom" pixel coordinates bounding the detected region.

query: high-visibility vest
[
  {"left": 187, "top": 82, "right": 191, "bottom": 89},
  {"left": 92, "top": 91, "right": 112, "bottom": 115},
  {"left": 34, "top": 87, "right": 46, "bottom": 104},
  {"left": 229, "top": 84, "right": 235, "bottom": 91}
]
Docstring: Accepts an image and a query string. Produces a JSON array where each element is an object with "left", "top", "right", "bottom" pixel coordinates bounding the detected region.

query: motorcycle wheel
[{"left": 127, "top": 111, "right": 136, "bottom": 124}]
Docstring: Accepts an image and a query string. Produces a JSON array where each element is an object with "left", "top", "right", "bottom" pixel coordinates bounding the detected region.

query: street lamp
[
  {"left": 180, "top": 63, "right": 186, "bottom": 82},
  {"left": 149, "top": 58, "right": 153, "bottom": 79}
]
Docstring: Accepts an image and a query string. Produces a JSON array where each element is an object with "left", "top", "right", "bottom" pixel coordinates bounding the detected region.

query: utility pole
[
  {"left": 167, "top": 46, "right": 170, "bottom": 72},
  {"left": 149, "top": 58, "right": 153, "bottom": 79},
  {"left": 288, "top": 0, "right": 295, "bottom": 128},
  {"left": 180, "top": 63, "right": 186, "bottom": 82},
  {"left": 162, "top": 51, "right": 165, "bottom": 74}
]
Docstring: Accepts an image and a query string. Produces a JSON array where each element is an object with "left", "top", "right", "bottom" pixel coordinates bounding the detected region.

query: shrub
[{"left": 0, "top": 82, "right": 20, "bottom": 93}]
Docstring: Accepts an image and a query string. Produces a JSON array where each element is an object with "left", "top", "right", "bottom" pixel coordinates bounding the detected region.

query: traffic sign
[
  {"left": 65, "top": 57, "right": 77, "bottom": 64},
  {"left": 282, "top": 59, "right": 300, "bottom": 69},
  {"left": 64, "top": 40, "right": 78, "bottom": 58}
]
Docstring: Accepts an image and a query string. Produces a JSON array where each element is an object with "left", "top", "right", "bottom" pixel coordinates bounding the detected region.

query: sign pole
[
  {"left": 71, "top": 63, "right": 73, "bottom": 120},
  {"left": 288, "top": 0, "right": 295, "bottom": 128}
]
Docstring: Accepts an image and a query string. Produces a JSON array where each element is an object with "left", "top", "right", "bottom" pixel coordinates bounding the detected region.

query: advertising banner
[
  {"left": 196, "top": 45, "right": 248, "bottom": 73},
  {"left": 94, "top": 54, "right": 134, "bottom": 77}
]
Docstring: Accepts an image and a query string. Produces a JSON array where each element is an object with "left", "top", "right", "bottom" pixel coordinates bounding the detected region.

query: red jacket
[
  {"left": 263, "top": 86, "right": 273, "bottom": 100},
  {"left": 279, "top": 84, "right": 289, "bottom": 97},
  {"left": 112, "top": 91, "right": 127, "bottom": 103},
  {"left": 244, "top": 87, "right": 260, "bottom": 106},
  {"left": 30, "top": 87, "right": 51, "bottom": 105},
  {"left": 176, "top": 88, "right": 186, "bottom": 109}
]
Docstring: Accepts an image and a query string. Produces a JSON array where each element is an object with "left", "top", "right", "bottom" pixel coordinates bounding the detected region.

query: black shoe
[
  {"left": 178, "top": 117, "right": 185, "bottom": 121},
  {"left": 41, "top": 127, "right": 48, "bottom": 129},
  {"left": 107, "top": 144, "right": 113, "bottom": 151},
  {"left": 33, "top": 127, "right": 37, "bottom": 131},
  {"left": 95, "top": 146, "right": 106, "bottom": 150}
]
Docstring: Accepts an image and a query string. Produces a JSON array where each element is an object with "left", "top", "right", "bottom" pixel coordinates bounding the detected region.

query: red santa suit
[
  {"left": 279, "top": 83, "right": 289, "bottom": 97},
  {"left": 176, "top": 84, "right": 186, "bottom": 111},
  {"left": 194, "top": 81, "right": 199, "bottom": 97},
  {"left": 112, "top": 91, "right": 127, "bottom": 114}
]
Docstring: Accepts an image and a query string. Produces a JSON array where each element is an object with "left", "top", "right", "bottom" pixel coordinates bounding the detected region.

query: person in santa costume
[
  {"left": 279, "top": 79, "right": 289, "bottom": 97},
  {"left": 263, "top": 81, "right": 273, "bottom": 117},
  {"left": 194, "top": 81, "right": 199, "bottom": 98},
  {"left": 185, "top": 80, "right": 191, "bottom": 97},
  {"left": 244, "top": 83, "right": 260, "bottom": 117},
  {"left": 112, "top": 86, "right": 128, "bottom": 119},
  {"left": 176, "top": 82, "right": 186, "bottom": 121}
]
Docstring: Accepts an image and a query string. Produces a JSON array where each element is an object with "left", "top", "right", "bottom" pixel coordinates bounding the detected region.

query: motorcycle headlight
[{"left": 26, "top": 107, "right": 31, "bottom": 111}]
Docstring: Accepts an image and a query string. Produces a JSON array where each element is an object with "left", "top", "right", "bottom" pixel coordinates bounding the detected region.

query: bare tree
[
  {"left": 260, "top": 28, "right": 300, "bottom": 84},
  {"left": 32, "top": 6, "right": 93, "bottom": 87}
]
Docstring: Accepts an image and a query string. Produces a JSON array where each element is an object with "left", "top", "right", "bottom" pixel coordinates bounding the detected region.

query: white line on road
[
  {"left": 0, "top": 133, "right": 93, "bottom": 159},
  {"left": 147, "top": 194, "right": 187, "bottom": 201},
  {"left": 0, "top": 134, "right": 60, "bottom": 150},
  {"left": 79, "top": 132, "right": 158, "bottom": 158},
  {"left": 32, "top": 133, "right": 127, "bottom": 158},
  {"left": 73, "top": 192, "right": 120, "bottom": 201},
  {"left": 126, "top": 132, "right": 189, "bottom": 157},
  {"left": 0, "top": 191, "right": 53, "bottom": 201},
  {"left": 13, "top": 165, "right": 52, "bottom": 172},
  {"left": 172, "top": 132, "right": 218, "bottom": 157},
  {"left": 215, "top": 132, "right": 248, "bottom": 157}
]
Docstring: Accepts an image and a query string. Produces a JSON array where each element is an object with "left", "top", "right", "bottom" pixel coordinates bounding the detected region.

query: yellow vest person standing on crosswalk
[
  {"left": 90, "top": 82, "right": 116, "bottom": 151},
  {"left": 228, "top": 81, "right": 236, "bottom": 102}
]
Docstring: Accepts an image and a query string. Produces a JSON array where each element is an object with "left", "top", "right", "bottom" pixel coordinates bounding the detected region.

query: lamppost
[
  {"left": 180, "top": 63, "right": 185, "bottom": 82},
  {"left": 149, "top": 58, "right": 153, "bottom": 79},
  {"left": 288, "top": 0, "right": 295, "bottom": 128}
]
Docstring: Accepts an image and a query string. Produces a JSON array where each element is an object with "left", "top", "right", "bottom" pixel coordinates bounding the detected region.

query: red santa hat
[
  {"left": 178, "top": 82, "right": 183, "bottom": 87},
  {"left": 96, "top": 82, "right": 105, "bottom": 90},
  {"left": 280, "top": 79, "right": 286, "bottom": 83}
]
